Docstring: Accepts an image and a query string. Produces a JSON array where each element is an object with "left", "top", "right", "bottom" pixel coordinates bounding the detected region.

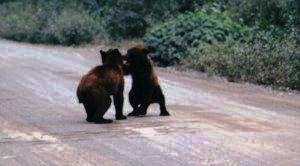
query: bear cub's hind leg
[
  {"left": 154, "top": 86, "right": 170, "bottom": 116},
  {"left": 93, "top": 95, "right": 113, "bottom": 124},
  {"left": 128, "top": 89, "right": 141, "bottom": 117},
  {"left": 83, "top": 103, "right": 95, "bottom": 122},
  {"left": 114, "top": 91, "right": 127, "bottom": 120}
]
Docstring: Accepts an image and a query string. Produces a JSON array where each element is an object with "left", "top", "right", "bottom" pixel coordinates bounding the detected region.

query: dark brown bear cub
[
  {"left": 77, "top": 49, "right": 126, "bottom": 124},
  {"left": 123, "top": 45, "right": 170, "bottom": 116}
]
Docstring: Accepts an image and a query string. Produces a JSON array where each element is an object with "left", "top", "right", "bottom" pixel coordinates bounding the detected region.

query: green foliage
[
  {"left": 183, "top": 33, "right": 300, "bottom": 89},
  {"left": 0, "top": 0, "right": 205, "bottom": 44},
  {"left": 0, "top": 0, "right": 101, "bottom": 45},
  {"left": 0, "top": 0, "right": 17, "bottom": 4},
  {"left": 231, "top": 0, "right": 296, "bottom": 29},
  {"left": 103, "top": 0, "right": 207, "bottom": 39},
  {"left": 142, "top": 7, "right": 251, "bottom": 66},
  {"left": 105, "top": 0, "right": 148, "bottom": 39},
  {"left": 46, "top": 8, "right": 99, "bottom": 45}
]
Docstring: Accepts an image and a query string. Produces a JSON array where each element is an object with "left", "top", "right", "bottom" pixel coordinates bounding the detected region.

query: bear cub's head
[
  {"left": 123, "top": 45, "right": 150, "bottom": 64},
  {"left": 100, "top": 48, "right": 123, "bottom": 66}
]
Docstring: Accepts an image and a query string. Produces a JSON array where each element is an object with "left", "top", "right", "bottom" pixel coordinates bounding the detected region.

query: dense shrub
[
  {"left": 0, "top": 2, "right": 42, "bottom": 42},
  {"left": 0, "top": 1, "right": 101, "bottom": 45},
  {"left": 46, "top": 8, "right": 99, "bottom": 45},
  {"left": 230, "top": 0, "right": 299, "bottom": 30},
  {"left": 0, "top": 0, "right": 17, "bottom": 4},
  {"left": 182, "top": 33, "right": 300, "bottom": 89},
  {"left": 0, "top": 0, "right": 207, "bottom": 44},
  {"left": 142, "top": 7, "right": 252, "bottom": 66},
  {"left": 105, "top": 0, "right": 148, "bottom": 39},
  {"left": 103, "top": 0, "right": 207, "bottom": 39}
]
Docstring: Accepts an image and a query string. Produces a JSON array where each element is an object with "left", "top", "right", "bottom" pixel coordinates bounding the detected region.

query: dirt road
[{"left": 0, "top": 39, "right": 299, "bottom": 166}]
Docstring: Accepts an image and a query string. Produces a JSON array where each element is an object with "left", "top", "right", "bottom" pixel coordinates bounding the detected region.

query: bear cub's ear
[
  {"left": 100, "top": 50, "right": 105, "bottom": 55},
  {"left": 112, "top": 48, "right": 122, "bottom": 56},
  {"left": 100, "top": 50, "right": 109, "bottom": 64}
]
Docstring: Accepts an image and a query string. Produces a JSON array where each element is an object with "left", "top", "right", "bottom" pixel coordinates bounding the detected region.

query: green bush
[
  {"left": 230, "top": 0, "right": 298, "bottom": 29},
  {"left": 0, "top": 2, "right": 41, "bottom": 42},
  {"left": 46, "top": 8, "right": 99, "bottom": 45},
  {"left": 105, "top": 0, "right": 148, "bottom": 39},
  {"left": 183, "top": 33, "right": 300, "bottom": 89},
  {"left": 0, "top": 1, "right": 102, "bottom": 45},
  {"left": 0, "top": 0, "right": 211, "bottom": 43},
  {"left": 142, "top": 7, "right": 252, "bottom": 66}
]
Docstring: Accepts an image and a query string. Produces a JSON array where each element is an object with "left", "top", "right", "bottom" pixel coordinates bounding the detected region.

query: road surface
[{"left": 0, "top": 39, "right": 300, "bottom": 166}]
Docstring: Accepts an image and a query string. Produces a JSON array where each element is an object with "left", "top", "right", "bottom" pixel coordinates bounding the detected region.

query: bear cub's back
[{"left": 78, "top": 65, "right": 123, "bottom": 95}]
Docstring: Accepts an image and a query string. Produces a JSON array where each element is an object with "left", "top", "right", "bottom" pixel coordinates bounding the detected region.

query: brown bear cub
[
  {"left": 77, "top": 49, "right": 126, "bottom": 124},
  {"left": 123, "top": 45, "right": 170, "bottom": 116}
]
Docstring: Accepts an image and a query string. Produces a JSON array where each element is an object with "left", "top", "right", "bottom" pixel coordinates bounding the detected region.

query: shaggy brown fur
[
  {"left": 77, "top": 49, "right": 126, "bottom": 123},
  {"left": 123, "top": 45, "right": 170, "bottom": 116}
]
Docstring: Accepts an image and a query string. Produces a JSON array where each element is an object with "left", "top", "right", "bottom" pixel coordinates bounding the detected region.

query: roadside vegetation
[{"left": 0, "top": 0, "right": 299, "bottom": 89}]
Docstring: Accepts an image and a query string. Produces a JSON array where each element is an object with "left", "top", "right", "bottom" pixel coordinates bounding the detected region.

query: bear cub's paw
[
  {"left": 128, "top": 110, "right": 140, "bottom": 117},
  {"left": 160, "top": 111, "right": 170, "bottom": 116},
  {"left": 86, "top": 117, "right": 94, "bottom": 122},
  {"left": 94, "top": 118, "right": 113, "bottom": 124},
  {"left": 116, "top": 115, "right": 127, "bottom": 120},
  {"left": 139, "top": 109, "right": 147, "bottom": 116}
]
